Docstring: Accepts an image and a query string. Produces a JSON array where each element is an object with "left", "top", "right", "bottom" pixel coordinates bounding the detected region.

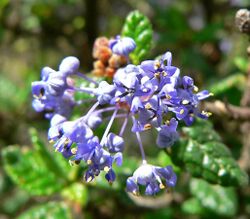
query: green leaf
[
  {"left": 208, "top": 73, "right": 245, "bottom": 96},
  {"left": 2, "top": 127, "right": 72, "bottom": 196},
  {"left": 190, "top": 178, "right": 237, "bottom": 217},
  {"left": 170, "top": 120, "right": 248, "bottom": 186},
  {"left": 2, "top": 145, "right": 64, "bottom": 195},
  {"left": 17, "top": 202, "right": 72, "bottom": 219},
  {"left": 122, "top": 10, "right": 153, "bottom": 64},
  {"left": 1, "top": 190, "right": 30, "bottom": 214},
  {"left": 61, "top": 182, "right": 88, "bottom": 207},
  {"left": 29, "top": 128, "right": 71, "bottom": 179},
  {"left": 0, "top": 75, "right": 30, "bottom": 112},
  {"left": 181, "top": 198, "right": 204, "bottom": 215},
  {"left": 234, "top": 56, "right": 249, "bottom": 73}
]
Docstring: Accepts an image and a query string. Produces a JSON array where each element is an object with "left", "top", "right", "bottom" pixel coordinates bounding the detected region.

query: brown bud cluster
[{"left": 92, "top": 37, "right": 127, "bottom": 78}]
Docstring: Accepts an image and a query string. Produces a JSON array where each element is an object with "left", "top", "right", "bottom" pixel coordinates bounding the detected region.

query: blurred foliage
[{"left": 0, "top": 0, "right": 250, "bottom": 219}]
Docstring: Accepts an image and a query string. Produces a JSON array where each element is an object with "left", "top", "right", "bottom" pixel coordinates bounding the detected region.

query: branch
[{"left": 204, "top": 100, "right": 250, "bottom": 120}]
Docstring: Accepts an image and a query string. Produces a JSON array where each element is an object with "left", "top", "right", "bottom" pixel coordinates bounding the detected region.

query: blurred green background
[{"left": 0, "top": 0, "right": 250, "bottom": 218}]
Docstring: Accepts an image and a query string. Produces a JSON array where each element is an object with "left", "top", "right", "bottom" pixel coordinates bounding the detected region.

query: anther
[
  {"left": 86, "top": 176, "right": 93, "bottom": 183},
  {"left": 144, "top": 123, "right": 152, "bottom": 130},
  {"left": 182, "top": 100, "right": 189, "bottom": 105},
  {"left": 154, "top": 60, "right": 161, "bottom": 70},
  {"left": 159, "top": 183, "right": 165, "bottom": 189},
  {"left": 166, "top": 94, "right": 171, "bottom": 100},
  {"left": 193, "top": 86, "right": 199, "bottom": 92},
  {"left": 71, "top": 148, "right": 77, "bottom": 154},
  {"left": 104, "top": 166, "right": 110, "bottom": 172},
  {"left": 180, "top": 109, "right": 185, "bottom": 114},
  {"left": 154, "top": 72, "right": 160, "bottom": 78},
  {"left": 145, "top": 103, "right": 152, "bottom": 110}
]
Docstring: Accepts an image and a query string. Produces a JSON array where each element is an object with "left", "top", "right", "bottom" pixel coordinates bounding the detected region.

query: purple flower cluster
[{"left": 31, "top": 36, "right": 211, "bottom": 195}]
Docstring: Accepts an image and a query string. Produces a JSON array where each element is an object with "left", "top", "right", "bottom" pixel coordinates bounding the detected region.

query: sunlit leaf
[
  {"left": 122, "top": 10, "right": 153, "bottom": 64},
  {"left": 17, "top": 202, "right": 72, "bottom": 219}
]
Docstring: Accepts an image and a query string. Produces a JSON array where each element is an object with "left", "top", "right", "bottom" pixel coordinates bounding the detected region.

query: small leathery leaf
[{"left": 122, "top": 10, "right": 153, "bottom": 64}]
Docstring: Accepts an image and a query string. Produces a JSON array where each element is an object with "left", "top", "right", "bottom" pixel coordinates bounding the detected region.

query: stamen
[
  {"left": 165, "top": 120, "right": 170, "bottom": 125},
  {"left": 142, "top": 88, "right": 148, "bottom": 93},
  {"left": 87, "top": 159, "right": 92, "bottom": 165},
  {"left": 145, "top": 103, "right": 152, "bottom": 109},
  {"left": 166, "top": 94, "right": 171, "bottom": 100},
  {"left": 86, "top": 176, "right": 93, "bottom": 183},
  {"left": 180, "top": 109, "right": 185, "bottom": 114},
  {"left": 154, "top": 60, "right": 161, "bottom": 70},
  {"left": 162, "top": 71, "right": 167, "bottom": 76},
  {"left": 154, "top": 72, "right": 160, "bottom": 78},
  {"left": 144, "top": 123, "right": 152, "bottom": 130},
  {"left": 193, "top": 86, "right": 199, "bottom": 92},
  {"left": 104, "top": 166, "right": 110, "bottom": 172},
  {"left": 201, "top": 111, "right": 212, "bottom": 117},
  {"left": 71, "top": 148, "right": 77, "bottom": 154},
  {"left": 182, "top": 99, "right": 189, "bottom": 105},
  {"left": 159, "top": 183, "right": 165, "bottom": 189}
]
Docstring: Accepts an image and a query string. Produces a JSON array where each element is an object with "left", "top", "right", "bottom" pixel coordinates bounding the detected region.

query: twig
[{"left": 204, "top": 100, "right": 250, "bottom": 120}]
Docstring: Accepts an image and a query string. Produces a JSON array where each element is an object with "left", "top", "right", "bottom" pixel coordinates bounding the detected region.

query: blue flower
[
  {"left": 156, "top": 118, "right": 179, "bottom": 148},
  {"left": 140, "top": 52, "right": 179, "bottom": 91},
  {"left": 59, "top": 56, "right": 80, "bottom": 76},
  {"left": 95, "top": 81, "right": 116, "bottom": 105},
  {"left": 126, "top": 163, "right": 177, "bottom": 195},
  {"left": 109, "top": 35, "right": 136, "bottom": 56},
  {"left": 32, "top": 49, "right": 211, "bottom": 195},
  {"left": 105, "top": 133, "right": 125, "bottom": 153},
  {"left": 48, "top": 118, "right": 93, "bottom": 153}
]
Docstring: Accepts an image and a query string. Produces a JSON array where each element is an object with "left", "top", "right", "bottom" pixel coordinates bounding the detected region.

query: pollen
[
  {"left": 182, "top": 99, "right": 189, "bottom": 105},
  {"left": 87, "top": 159, "right": 92, "bottom": 165},
  {"left": 104, "top": 166, "right": 110, "bottom": 172},
  {"left": 166, "top": 94, "right": 171, "bottom": 100},
  {"left": 159, "top": 183, "right": 165, "bottom": 189},
  {"left": 154, "top": 60, "right": 161, "bottom": 70},
  {"left": 144, "top": 123, "right": 152, "bottom": 130},
  {"left": 142, "top": 88, "right": 148, "bottom": 93},
  {"left": 201, "top": 111, "right": 212, "bottom": 117},
  {"left": 86, "top": 176, "right": 93, "bottom": 183},
  {"left": 193, "top": 86, "right": 199, "bottom": 92},
  {"left": 71, "top": 148, "right": 77, "bottom": 154},
  {"left": 180, "top": 109, "right": 185, "bottom": 114},
  {"left": 145, "top": 103, "right": 152, "bottom": 109},
  {"left": 154, "top": 72, "right": 160, "bottom": 78},
  {"left": 162, "top": 71, "right": 167, "bottom": 76}
]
